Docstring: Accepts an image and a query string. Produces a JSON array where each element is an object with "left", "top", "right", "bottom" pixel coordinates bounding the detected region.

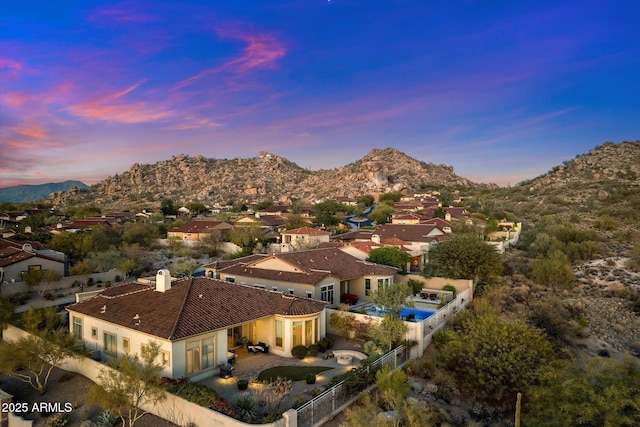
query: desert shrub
[
  {"left": 45, "top": 413, "right": 68, "bottom": 427},
  {"left": 166, "top": 380, "right": 219, "bottom": 406},
  {"left": 324, "top": 335, "right": 335, "bottom": 349},
  {"left": 308, "top": 344, "right": 319, "bottom": 356},
  {"left": 317, "top": 340, "right": 328, "bottom": 352},
  {"left": 234, "top": 392, "right": 258, "bottom": 423},
  {"left": 306, "top": 373, "right": 316, "bottom": 384},
  {"left": 442, "top": 284, "right": 457, "bottom": 296},
  {"left": 291, "top": 345, "right": 308, "bottom": 359}
]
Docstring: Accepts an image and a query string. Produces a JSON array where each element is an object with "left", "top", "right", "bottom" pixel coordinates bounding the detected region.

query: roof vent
[{"left": 156, "top": 269, "right": 171, "bottom": 292}]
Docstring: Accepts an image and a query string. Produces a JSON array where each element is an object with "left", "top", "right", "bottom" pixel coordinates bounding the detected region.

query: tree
[
  {"left": 255, "top": 199, "right": 273, "bottom": 211},
  {"left": 118, "top": 258, "right": 136, "bottom": 279},
  {"left": 372, "top": 281, "right": 414, "bottom": 316},
  {"left": 368, "top": 315, "right": 408, "bottom": 352},
  {"left": 0, "top": 296, "right": 16, "bottom": 334},
  {"left": 378, "top": 191, "right": 403, "bottom": 204},
  {"left": 376, "top": 365, "right": 410, "bottom": 410},
  {"left": 89, "top": 341, "right": 167, "bottom": 427},
  {"left": 160, "top": 198, "right": 177, "bottom": 216},
  {"left": 228, "top": 225, "right": 264, "bottom": 248},
  {"left": 435, "top": 307, "right": 554, "bottom": 413},
  {"left": 366, "top": 246, "right": 411, "bottom": 271},
  {"left": 169, "top": 259, "right": 200, "bottom": 277},
  {"left": 21, "top": 269, "right": 44, "bottom": 294},
  {"left": 531, "top": 249, "right": 576, "bottom": 289},
  {"left": 0, "top": 307, "right": 79, "bottom": 394},
  {"left": 285, "top": 214, "right": 309, "bottom": 230},
  {"left": 70, "top": 259, "right": 93, "bottom": 288},
  {"left": 41, "top": 269, "right": 62, "bottom": 296},
  {"left": 427, "top": 234, "right": 503, "bottom": 281},
  {"left": 526, "top": 356, "right": 640, "bottom": 426},
  {"left": 357, "top": 194, "right": 375, "bottom": 207},
  {"left": 186, "top": 202, "right": 207, "bottom": 215},
  {"left": 313, "top": 199, "right": 347, "bottom": 227},
  {"left": 368, "top": 204, "right": 395, "bottom": 225},
  {"left": 122, "top": 222, "right": 160, "bottom": 246}
]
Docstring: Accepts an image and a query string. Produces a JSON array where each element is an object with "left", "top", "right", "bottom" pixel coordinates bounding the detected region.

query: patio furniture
[
  {"left": 247, "top": 341, "right": 269, "bottom": 354},
  {"left": 341, "top": 293, "right": 358, "bottom": 305},
  {"left": 219, "top": 363, "right": 234, "bottom": 379},
  {"left": 227, "top": 351, "right": 237, "bottom": 365}
]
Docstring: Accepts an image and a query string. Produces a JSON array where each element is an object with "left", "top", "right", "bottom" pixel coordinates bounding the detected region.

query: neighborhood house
[{"left": 66, "top": 270, "right": 328, "bottom": 380}]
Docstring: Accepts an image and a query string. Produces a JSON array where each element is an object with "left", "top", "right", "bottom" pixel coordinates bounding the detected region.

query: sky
[{"left": 1, "top": 0, "right": 639, "bottom": 188}]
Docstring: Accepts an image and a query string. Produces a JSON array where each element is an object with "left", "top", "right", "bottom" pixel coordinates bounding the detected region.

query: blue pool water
[
  {"left": 362, "top": 306, "right": 436, "bottom": 321},
  {"left": 399, "top": 307, "right": 436, "bottom": 321}
]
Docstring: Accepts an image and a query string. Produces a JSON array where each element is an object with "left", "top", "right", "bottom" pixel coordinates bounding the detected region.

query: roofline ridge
[{"left": 168, "top": 277, "right": 193, "bottom": 340}]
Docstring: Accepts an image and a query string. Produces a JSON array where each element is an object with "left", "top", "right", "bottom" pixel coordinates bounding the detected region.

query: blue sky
[{"left": 1, "top": 0, "right": 639, "bottom": 187}]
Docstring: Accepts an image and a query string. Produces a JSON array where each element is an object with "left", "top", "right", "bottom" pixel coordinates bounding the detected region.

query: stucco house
[
  {"left": 0, "top": 239, "right": 66, "bottom": 288},
  {"left": 281, "top": 227, "right": 330, "bottom": 249},
  {"left": 204, "top": 247, "right": 398, "bottom": 305},
  {"left": 167, "top": 220, "right": 233, "bottom": 241},
  {"left": 66, "top": 270, "right": 328, "bottom": 380}
]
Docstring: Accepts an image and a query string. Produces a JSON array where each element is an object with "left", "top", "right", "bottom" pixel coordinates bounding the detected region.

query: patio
[{"left": 198, "top": 335, "right": 367, "bottom": 409}]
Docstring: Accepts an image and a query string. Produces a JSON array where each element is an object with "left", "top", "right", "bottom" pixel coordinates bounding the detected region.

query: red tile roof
[
  {"left": 67, "top": 277, "right": 327, "bottom": 341},
  {"left": 168, "top": 220, "right": 231, "bottom": 233},
  {"left": 218, "top": 247, "right": 397, "bottom": 284},
  {"left": 282, "top": 227, "right": 330, "bottom": 236}
]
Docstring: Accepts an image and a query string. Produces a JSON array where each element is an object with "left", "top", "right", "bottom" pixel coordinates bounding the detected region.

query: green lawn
[{"left": 257, "top": 365, "right": 333, "bottom": 382}]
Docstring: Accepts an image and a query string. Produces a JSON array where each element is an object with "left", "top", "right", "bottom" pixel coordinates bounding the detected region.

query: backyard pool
[{"left": 359, "top": 306, "right": 436, "bottom": 321}]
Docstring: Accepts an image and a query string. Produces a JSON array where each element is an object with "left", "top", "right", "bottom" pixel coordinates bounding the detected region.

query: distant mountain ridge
[
  {"left": 0, "top": 180, "right": 88, "bottom": 203},
  {"left": 48, "top": 148, "right": 479, "bottom": 209}
]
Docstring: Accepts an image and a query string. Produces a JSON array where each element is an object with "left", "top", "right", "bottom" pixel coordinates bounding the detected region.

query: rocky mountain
[
  {"left": 49, "top": 149, "right": 478, "bottom": 209},
  {"left": 497, "top": 141, "right": 640, "bottom": 228},
  {"left": 0, "top": 180, "right": 88, "bottom": 203}
]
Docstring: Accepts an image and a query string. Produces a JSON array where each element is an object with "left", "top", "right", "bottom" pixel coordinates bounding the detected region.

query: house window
[
  {"left": 305, "top": 320, "right": 313, "bottom": 345},
  {"left": 288, "top": 288, "right": 295, "bottom": 295},
  {"left": 275, "top": 320, "right": 283, "bottom": 348},
  {"left": 385, "top": 278, "right": 389, "bottom": 286},
  {"left": 202, "top": 337, "right": 214, "bottom": 369},
  {"left": 186, "top": 336, "right": 215, "bottom": 374},
  {"left": 365, "top": 278, "right": 371, "bottom": 296},
  {"left": 161, "top": 350, "right": 171, "bottom": 366},
  {"left": 72, "top": 316, "right": 82, "bottom": 340},
  {"left": 254, "top": 284, "right": 266, "bottom": 289},
  {"left": 315, "top": 318, "right": 320, "bottom": 342},
  {"left": 378, "top": 278, "right": 383, "bottom": 287},
  {"left": 104, "top": 332, "right": 117, "bottom": 355},
  {"left": 186, "top": 341, "right": 200, "bottom": 374},
  {"left": 292, "top": 321, "right": 303, "bottom": 347},
  {"left": 272, "top": 286, "right": 278, "bottom": 291},
  {"left": 91, "top": 327, "right": 98, "bottom": 340},
  {"left": 306, "top": 291, "right": 313, "bottom": 298},
  {"left": 225, "top": 277, "right": 235, "bottom": 283},
  {"left": 28, "top": 265, "right": 42, "bottom": 271},
  {"left": 320, "top": 284, "right": 334, "bottom": 304},
  {"left": 123, "top": 338, "right": 130, "bottom": 353}
]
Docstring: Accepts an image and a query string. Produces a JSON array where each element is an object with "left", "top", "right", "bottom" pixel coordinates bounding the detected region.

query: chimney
[
  {"left": 156, "top": 269, "right": 171, "bottom": 292},
  {"left": 371, "top": 234, "right": 381, "bottom": 244}
]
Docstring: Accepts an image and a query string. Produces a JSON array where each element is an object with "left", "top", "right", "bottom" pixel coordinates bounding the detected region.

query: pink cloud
[
  {"left": 0, "top": 58, "right": 25, "bottom": 78},
  {"left": 88, "top": 2, "right": 160, "bottom": 24},
  {"left": 66, "top": 80, "right": 172, "bottom": 123},
  {"left": 11, "top": 125, "right": 48, "bottom": 139},
  {"left": 175, "top": 27, "right": 286, "bottom": 90}
]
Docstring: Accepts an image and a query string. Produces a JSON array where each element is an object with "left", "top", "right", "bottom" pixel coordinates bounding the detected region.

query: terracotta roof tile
[{"left": 67, "top": 278, "right": 327, "bottom": 341}]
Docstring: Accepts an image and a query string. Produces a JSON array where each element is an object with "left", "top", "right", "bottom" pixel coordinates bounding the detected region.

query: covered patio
[{"left": 199, "top": 335, "right": 367, "bottom": 409}]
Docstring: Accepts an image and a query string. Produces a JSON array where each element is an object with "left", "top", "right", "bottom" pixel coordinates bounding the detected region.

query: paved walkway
[{"left": 199, "top": 336, "right": 366, "bottom": 409}]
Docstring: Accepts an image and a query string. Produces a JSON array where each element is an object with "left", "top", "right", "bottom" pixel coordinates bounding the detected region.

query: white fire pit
[{"left": 337, "top": 355, "right": 353, "bottom": 365}]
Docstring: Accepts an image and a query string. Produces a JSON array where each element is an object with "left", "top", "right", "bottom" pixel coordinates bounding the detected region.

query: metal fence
[
  {"left": 295, "top": 345, "right": 409, "bottom": 427},
  {"left": 296, "top": 287, "right": 473, "bottom": 427}
]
